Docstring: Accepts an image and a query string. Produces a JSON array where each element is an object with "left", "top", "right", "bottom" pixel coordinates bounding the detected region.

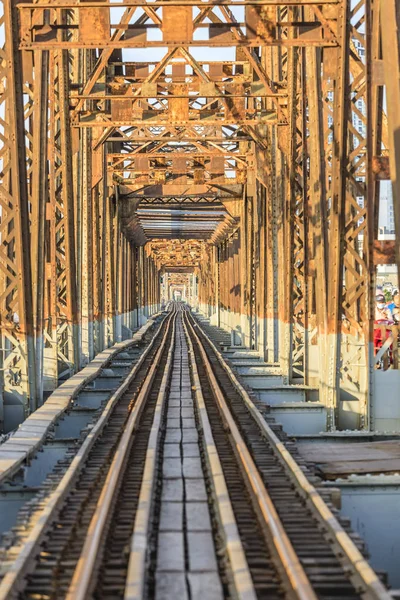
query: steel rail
[
  {"left": 183, "top": 309, "right": 318, "bottom": 600},
  {"left": 123, "top": 305, "right": 177, "bottom": 600},
  {"left": 66, "top": 307, "right": 178, "bottom": 600},
  {"left": 181, "top": 311, "right": 257, "bottom": 600},
  {"left": 0, "top": 316, "right": 161, "bottom": 485},
  {"left": 188, "top": 310, "right": 391, "bottom": 600},
  {"left": 0, "top": 310, "right": 173, "bottom": 600}
]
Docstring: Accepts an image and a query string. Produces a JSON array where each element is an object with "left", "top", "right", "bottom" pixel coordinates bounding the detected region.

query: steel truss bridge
[{"left": 0, "top": 0, "right": 399, "bottom": 433}]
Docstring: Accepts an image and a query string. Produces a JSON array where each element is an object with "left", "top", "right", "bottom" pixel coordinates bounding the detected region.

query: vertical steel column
[
  {"left": 364, "top": 0, "right": 375, "bottom": 430},
  {"left": 92, "top": 184, "right": 103, "bottom": 355},
  {"left": 306, "top": 41, "right": 329, "bottom": 398},
  {"left": 138, "top": 247, "right": 144, "bottom": 324},
  {"left": 80, "top": 122, "right": 94, "bottom": 362},
  {"left": 127, "top": 242, "right": 133, "bottom": 328},
  {"left": 45, "top": 10, "right": 80, "bottom": 383},
  {"left": 271, "top": 41, "right": 290, "bottom": 380},
  {"left": 31, "top": 49, "right": 49, "bottom": 406},
  {"left": 133, "top": 245, "right": 138, "bottom": 328},
  {"left": 143, "top": 251, "right": 148, "bottom": 320},
  {"left": 261, "top": 128, "right": 279, "bottom": 363},
  {"left": 115, "top": 206, "right": 122, "bottom": 341},
  {"left": 285, "top": 6, "right": 308, "bottom": 383},
  {"left": 0, "top": 0, "right": 36, "bottom": 421},
  {"left": 247, "top": 184, "right": 256, "bottom": 350},
  {"left": 214, "top": 246, "right": 220, "bottom": 327},
  {"left": 326, "top": 2, "right": 350, "bottom": 429},
  {"left": 256, "top": 182, "right": 267, "bottom": 359},
  {"left": 147, "top": 255, "right": 151, "bottom": 316},
  {"left": 105, "top": 192, "right": 116, "bottom": 346},
  {"left": 46, "top": 52, "right": 59, "bottom": 391},
  {"left": 380, "top": 0, "right": 400, "bottom": 283},
  {"left": 121, "top": 236, "right": 127, "bottom": 327},
  {"left": 240, "top": 191, "right": 249, "bottom": 346},
  {"left": 59, "top": 43, "right": 80, "bottom": 371}
]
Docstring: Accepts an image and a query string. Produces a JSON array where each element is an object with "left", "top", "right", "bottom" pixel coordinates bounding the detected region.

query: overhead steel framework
[{"left": 0, "top": 0, "right": 398, "bottom": 431}]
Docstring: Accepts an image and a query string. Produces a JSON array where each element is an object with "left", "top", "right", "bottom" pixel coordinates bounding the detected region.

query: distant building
[{"left": 379, "top": 182, "right": 395, "bottom": 235}]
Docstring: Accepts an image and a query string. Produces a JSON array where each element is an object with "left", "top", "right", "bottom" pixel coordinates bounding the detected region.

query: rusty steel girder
[{"left": 18, "top": 2, "right": 340, "bottom": 50}]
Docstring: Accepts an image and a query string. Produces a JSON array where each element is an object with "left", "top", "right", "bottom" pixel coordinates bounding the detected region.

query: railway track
[{"left": 0, "top": 304, "right": 390, "bottom": 600}]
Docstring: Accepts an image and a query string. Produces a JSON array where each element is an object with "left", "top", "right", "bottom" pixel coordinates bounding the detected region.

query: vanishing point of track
[{"left": 0, "top": 304, "right": 390, "bottom": 600}]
